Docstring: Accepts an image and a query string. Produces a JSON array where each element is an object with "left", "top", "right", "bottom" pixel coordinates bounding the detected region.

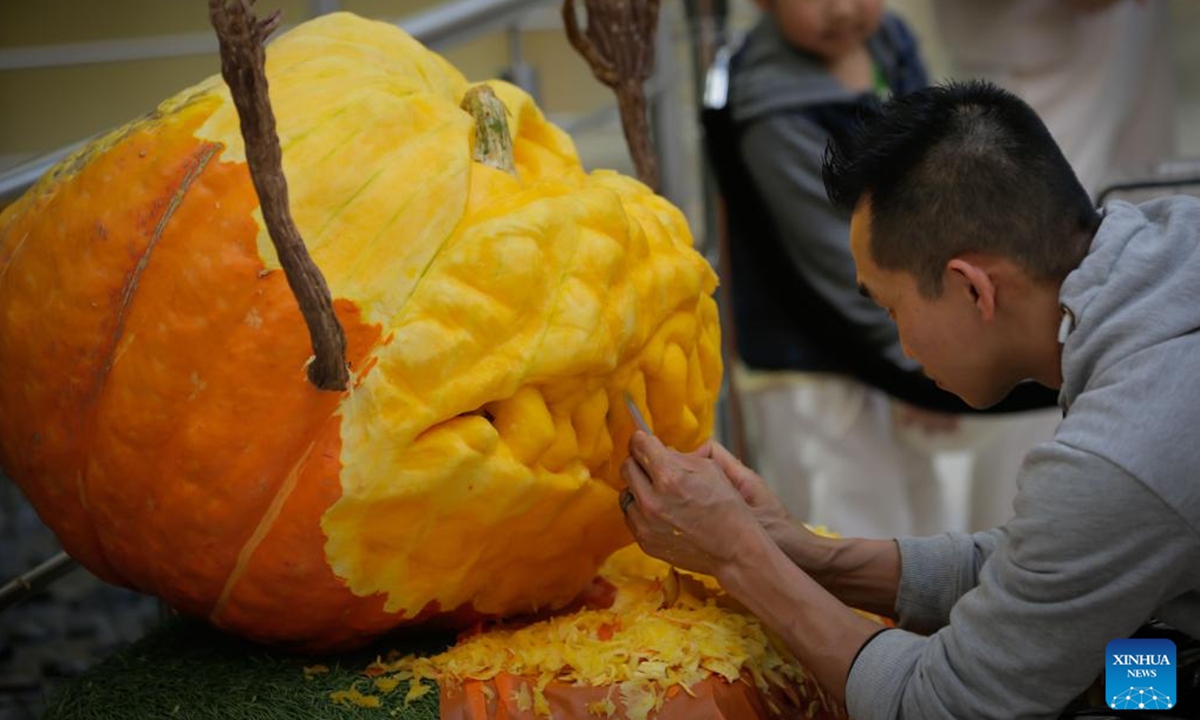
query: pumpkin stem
[
  {"left": 562, "top": 0, "right": 661, "bottom": 191},
  {"left": 461, "top": 85, "right": 517, "bottom": 176},
  {"left": 209, "top": 0, "right": 349, "bottom": 392}
]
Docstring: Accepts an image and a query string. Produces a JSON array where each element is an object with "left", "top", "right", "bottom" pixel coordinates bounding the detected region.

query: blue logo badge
[{"left": 1106, "top": 638, "right": 1176, "bottom": 711}]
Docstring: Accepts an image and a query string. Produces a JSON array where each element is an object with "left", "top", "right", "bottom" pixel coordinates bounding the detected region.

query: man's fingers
[
  {"left": 621, "top": 487, "right": 678, "bottom": 564},
  {"left": 621, "top": 456, "right": 657, "bottom": 513},
  {"left": 708, "top": 441, "right": 759, "bottom": 491},
  {"left": 629, "top": 430, "right": 664, "bottom": 470},
  {"left": 619, "top": 488, "right": 636, "bottom": 515},
  {"left": 709, "top": 441, "right": 744, "bottom": 475},
  {"left": 619, "top": 470, "right": 660, "bottom": 544},
  {"left": 711, "top": 441, "right": 754, "bottom": 476},
  {"left": 685, "top": 440, "right": 714, "bottom": 460},
  {"left": 631, "top": 431, "right": 694, "bottom": 490}
]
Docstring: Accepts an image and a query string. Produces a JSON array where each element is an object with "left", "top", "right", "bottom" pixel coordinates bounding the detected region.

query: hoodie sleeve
[
  {"left": 738, "top": 112, "right": 909, "bottom": 368},
  {"left": 846, "top": 442, "right": 1200, "bottom": 720},
  {"left": 892, "top": 529, "right": 1005, "bottom": 635}
]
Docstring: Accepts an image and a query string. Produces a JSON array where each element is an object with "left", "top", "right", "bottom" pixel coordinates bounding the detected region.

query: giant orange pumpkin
[{"left": 0, "top": 12, "right": 721, "bottom": 650}]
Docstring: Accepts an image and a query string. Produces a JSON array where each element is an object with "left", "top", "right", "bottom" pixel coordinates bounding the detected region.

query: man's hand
[
  {"left": 622, "top": 433, "right": 894, "bottom": 708},
  {"left": 706, "top": 441, "right": 791, "bottom": 530},
  {"left": 620, "top": 432, "right": 768, "bottom": 577},
  {"left": 667, "top": 439, "right": 835, "bottom": 576}
]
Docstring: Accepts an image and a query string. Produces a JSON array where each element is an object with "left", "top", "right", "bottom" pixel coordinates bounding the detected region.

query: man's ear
[{"left": 946, "top": 258, "right": 996, "bottom": 322}]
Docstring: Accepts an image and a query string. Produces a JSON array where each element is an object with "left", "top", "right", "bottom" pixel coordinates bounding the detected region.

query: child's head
[{"left": 756, "top": 0, "right": 885, "bottom": 61}]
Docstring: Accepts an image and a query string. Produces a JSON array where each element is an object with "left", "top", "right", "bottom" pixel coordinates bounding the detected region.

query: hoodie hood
[
  {"left": 1058, "top": 197, "right": 1200, "bottom": 411},
  {"left": 1055, "top": 196, "right": 1200, "bottom": 522},
  {"left": 729, "top": 13, "right": 919, "bottom": 125}
]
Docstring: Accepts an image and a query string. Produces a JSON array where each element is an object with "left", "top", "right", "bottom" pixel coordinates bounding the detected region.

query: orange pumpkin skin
[{"left": 0, "top": 13, "right": 722, "bottom": 651}]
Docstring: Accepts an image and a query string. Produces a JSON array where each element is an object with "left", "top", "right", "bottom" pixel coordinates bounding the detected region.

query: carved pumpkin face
[{"left": 0, "top": 13, "right": 721, "bottom": 650}]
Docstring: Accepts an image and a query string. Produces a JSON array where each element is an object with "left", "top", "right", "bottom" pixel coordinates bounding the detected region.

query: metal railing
[
  {"left": 0, "top": 552, "right": 78, "bottom": 612},
  {"left": 0, "top": 0, "right": 699, "bottom": 213},
  {"left": 0, "top": 0, "right": 555, "bottom": 71},
  {"left": 401, "top": 0, "right": 556, "bottom": 49},
  {"left": 0, "top": 0, "right": 558, "bottom": 206}
]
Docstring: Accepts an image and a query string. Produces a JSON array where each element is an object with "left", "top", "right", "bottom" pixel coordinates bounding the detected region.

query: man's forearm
[
  {"left": 772, "top": 522, "right": 901, "bottom": 617},
  {"left": 718, "top": 525, "right": 888, "bottom": 707}
]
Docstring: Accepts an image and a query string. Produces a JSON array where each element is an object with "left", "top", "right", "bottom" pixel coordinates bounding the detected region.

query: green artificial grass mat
[{"left": 43, "top": 616, "right": 455, "bottom": 720}]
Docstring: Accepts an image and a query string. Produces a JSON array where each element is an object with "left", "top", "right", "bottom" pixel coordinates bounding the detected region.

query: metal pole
[
  {"left": 399, "top": 0, "right": 556, "bottom": 51},
  {"left": 681, "top": 0, "right": 743, "bottom": 457},
  {"left": 649, "top": 1, "right": 688, "bottom": 209},
  {"left": 683, "top": 0, "right": 728, "bottom": 264},
  {"left": 0, "top": 141, "right": 87, "bottom": 208},
  {"left": 0, "top": 551, "right": 77, "bottom": 612},
  {"left": 310, "top": 0, "right": 341, "bottom": 17},
  {"left": 504, "top": 24, "right": 540, "bottom": 100}
]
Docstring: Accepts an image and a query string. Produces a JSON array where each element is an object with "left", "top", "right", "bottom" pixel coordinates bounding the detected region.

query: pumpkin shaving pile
[{"left": 330, "top": 544, "right": 861, "bottom": 719}]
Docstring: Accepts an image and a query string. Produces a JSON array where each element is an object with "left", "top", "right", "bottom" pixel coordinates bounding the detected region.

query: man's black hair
[{"left": 822, "top": 80, "right": 1101, "bottom": 297}]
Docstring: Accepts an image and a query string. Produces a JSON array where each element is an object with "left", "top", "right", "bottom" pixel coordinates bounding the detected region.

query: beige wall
[
  {"left": 729, "top": 0, "right": 1200, "bottom": 156},
  {"left": 6, "top": 0, "right": 1197, "bottom": 179},
  {"left": 0, "top": 1, "right": 615, "bottom": 168}
]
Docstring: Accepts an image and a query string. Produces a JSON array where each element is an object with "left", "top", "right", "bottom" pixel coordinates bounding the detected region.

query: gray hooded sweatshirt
[{"left": 846, "top": 197, "right": 1200, "bottom": 718}]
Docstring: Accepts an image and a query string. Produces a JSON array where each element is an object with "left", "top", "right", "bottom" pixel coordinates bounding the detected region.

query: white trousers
[{"left": 740, "top": 372, "right": 1061, "bottom": 538}]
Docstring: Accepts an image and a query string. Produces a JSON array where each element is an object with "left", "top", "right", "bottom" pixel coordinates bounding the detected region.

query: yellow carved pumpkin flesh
[{"left": 0, "top": 12, "right": 722, "bottom": 650}]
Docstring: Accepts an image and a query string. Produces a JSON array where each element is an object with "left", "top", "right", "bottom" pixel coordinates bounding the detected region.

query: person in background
[
  {"left": 929, "top": 0, "right": 1177, "bottom": 197},
  {"left": 627, "top": 80, "right": 1200, "bottom": 719},
  {"left": 710, "top": 0, "right": 1059, "bottom": 538}
]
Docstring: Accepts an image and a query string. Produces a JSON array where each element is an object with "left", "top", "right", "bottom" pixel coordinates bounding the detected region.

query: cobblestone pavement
[{"left": 1, "top": 474, "right": 160, "bottom": 719}]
